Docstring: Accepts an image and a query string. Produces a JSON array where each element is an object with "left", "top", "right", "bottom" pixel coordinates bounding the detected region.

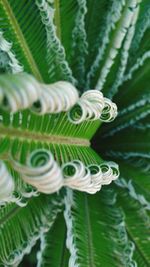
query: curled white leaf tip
[
  {"left": 0, "top": 73, "right": 79, "bottom": 114},
  {"left": 62, "top": 159, "right": 119, "bottom": 194},
  {"left": 100, "top": 98, "right": 118, "bottom": 122},
  {"left": 100, "top": 161, "right": 120, "bottom": 185},
  {"left": 0, "top": 160, "right": 31, "bottom": 207},
  {"left": 0, "top": 160, "right": 15, "bottom": 203},
  {"left": 62, "top": 160, "right": 92, "bottom": 192},
  {"left": 10, "top": 149, "right": 119, "bottom": 195},
  {"left": 12, "top": 149, "right": 63, "bottom": 194},
  {"left": 88, "top": 164, "right": 103, "bottom": 191},
  {"left": 68, "top": 90, "right": 118, "bottom": 124},
  {"left": 31, "top": 81, "right": 79, "bottom": 115},
  {"left": 0, "top": 73, "right": 41, "bottom": 112}
]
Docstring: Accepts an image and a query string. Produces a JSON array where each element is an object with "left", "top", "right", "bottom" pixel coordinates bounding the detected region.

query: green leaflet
[
  {"left": 107, "top": 14, "right": 139, "bottom": 99},
  {"left": 37, "top": 213, "right": 69, "bottom": 267},
  {"left": 114, "top": 163, "right": 150, "bottom": 266},
  {"left": 105, "top": 0, "right": 150, "bottom": 102},
  {"left": 115, "top": 185, "right": 150, "bottom": 265},
  {"left": 86, "top": 0, "right": 125, "bottom": 88},
  {"left": 70, "top": 0, "right": 88, "bottom": 86},
  {"left": 0, "top": 194, "right": 62, "bottom": 266},
  {"left": 0, "top": 106, "right": 100, "bottom": 140},
  {"left": 0, "top": 0, "right": 46, "bottom": 81},
  {"left": 85, "top": 0, "right": 112, "bottom": 75},
  {"left": 64, "top": 188, "right": 136, "bottom": 267},
  {"left": 86, "top": 0, "right": 141, "bottom": 90},
  {"left": 35, "top": 0, "right": 76, "bottom": 84},
  {"left": 53, "top": 0, "right": 78, "bottom": 68},
  {"left": 115, "top": 161, "right": 150, "bottom": 207},
  {"left": 127, "top": 0, "right": 150, "bottom": 69}
]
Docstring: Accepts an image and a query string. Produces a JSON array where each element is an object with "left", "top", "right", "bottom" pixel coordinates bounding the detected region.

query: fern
[{"left": 0, "top": 0, "right": 149, "bottom": 266}]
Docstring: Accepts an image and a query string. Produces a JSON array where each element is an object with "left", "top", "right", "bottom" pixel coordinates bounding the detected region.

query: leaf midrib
[
  {"left": 2, "top": 0, "right": 43, "bottom": 81},
  {"left": 0, "top": 125, "right": 90, "bottom": 146},
  {"left": 84, "top": 194, "right": 95, "bottom": 267},
  {"left": 54, "top": 0, "right": 61, "bottom": 40}
]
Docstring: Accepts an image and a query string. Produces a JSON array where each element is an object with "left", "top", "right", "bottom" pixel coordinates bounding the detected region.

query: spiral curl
[
  {"left": 62, "top": 160, "right": 92, "bottom": 192},
  {"left": 100, "top": 98, "right": 118, "bottom": 122},
  {"left": 0, "top": 73, "right": 117, "bottom": 124},
  {"left": 9, "top": 149, "right": 119, "bottom": 195},
  {"left": 0, "top": 73, "right": 79, "bottom": 114},
  {"left": 31, "top": 81, "right": 79, "bottom": 115},
  {"left": 68, "top": 90, "right": 117, "bottom": 124},
  {"left": 0, "top": 73, "right": 41, "bottom": 112},
  {"left": 100, "top": 161, "right": 120, "bottom": 185},
  {"left": 62, "top": 160, "right": 119, "bottom": 194},
  {"left": 11, "top": 149, "right": 63, "bottom": 194},
  {"left": 0, "top": 160, "right": 15, "bottom": 203},
  {"left": 0, "top": 160, "right": 32, "bottom": 207}
]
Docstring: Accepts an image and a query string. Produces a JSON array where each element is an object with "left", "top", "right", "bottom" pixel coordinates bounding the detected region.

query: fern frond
[
  {"left": 37, "top": 213, "right": 69, "bottom": 267},
  {"left": 68, "top": 90, "right": 117, "bottom": 124},
  {"left": 64, "top": 188, "right": 137, "bottom": 267},
  {"left": 0, "top": 194, "right": 62, "bottom": 266},
  {"left": 116, "top": 185, "right": 150, "bottom": 264},
  {"left": 36, "top": 0, "right": 76, "bottom": 84},
  {"left": 86, "top": 0, "right": 126, "bottom": 88},
  {"left": 96, "top": 0, "right": 140, "bottom": 91},
  {"left": 0, "top": 72, "right": 78, "bottom": 113}
]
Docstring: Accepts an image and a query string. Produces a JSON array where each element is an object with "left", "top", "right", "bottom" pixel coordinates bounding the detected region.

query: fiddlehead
[
  {"left": 68, "top": 90, "right": 117, "bottom": 124},
  {"left": 11, "top": 149, "right": 63, "bottom": 194},
  {"left": 9, "top": 149, "right": 120, "bottom": 196}
]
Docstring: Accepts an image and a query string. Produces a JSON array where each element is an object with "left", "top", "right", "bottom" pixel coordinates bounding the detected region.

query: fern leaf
[
  {"left": 64, "top": 188, "right": 137, "bottom": 267},
  {"left": 0, "top": 194, "right": 62, "bottom": 266},
  {"left": 37, "top": 213, "right": 69, "bottom": 267},
  {"left": 116, "top": 185, "right": 150, "bottom": 264}
]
